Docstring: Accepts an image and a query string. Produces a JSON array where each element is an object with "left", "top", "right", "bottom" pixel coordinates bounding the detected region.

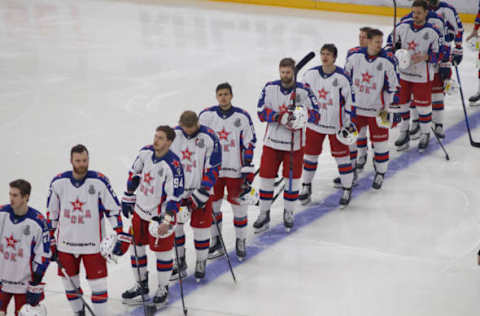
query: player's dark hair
[
  {"left": 412, "top": 0, "right": 428, "bottom": 10},
  {"left": 359, "top": 26, "right": 373, "bottom": 33},
  {"left": 367, "top": 29, "right": 384, "bottom": 39},
  {"left": 9, "top": 179, "right": 31, "bottom": 198},
  {"left": 216, "top": 82, "right": 233, "bottom": 95},
  {"left": 320, "top": 44, "right": 338, "bottom": 59},
  {"left": 279, "top": 57, "right": 296, "bottom": 70},
  {"left": 70, "top": 144, "right": 88, "bottom": 158},
  {"left": 179, "top": 110, "right": 199, "bottom": 128},
  {"left": 155, "top": 125, "right": 176, "bottom": 141}
]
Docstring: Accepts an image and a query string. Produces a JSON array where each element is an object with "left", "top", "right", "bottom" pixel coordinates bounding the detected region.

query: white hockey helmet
[
  {"left": 236, "top": 187, "right": 260, "bottom": 205},
  {"left": 336, "top": 122, "right": 358, "bottom": 146},
  {"left": 18, "top": 303, "right": 47, "bottom": 316},
  {"left": 287, "top": 105, "right": 308, "bottom": 130},
  {"left": 100, "top": 234, "right": 118, "bottom": 263},
  {"left": 394, "top": 49, "right": 411, "bottom": 70},
  {"left": 443, "top": 79, "right": 459, "bottom": 96},
  {"left": 376, "top": 110, "right": 393, "bottom": 128}
]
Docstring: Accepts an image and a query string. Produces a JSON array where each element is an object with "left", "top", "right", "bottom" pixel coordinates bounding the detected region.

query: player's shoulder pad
[
  {"left": 86, "top": 170, "right": 111, "bottom": 186},
  {"left": 199, "top": 105, "right": 217, "bottom": 117},
  {"left": 401, "top": 12, "right": 413, "bottom": 21},
  {"left": 378, "top": 49, "right": 397, "bottom": 65},
  {"left": 26, "top": 207, "right": 48, "bottom": 230},
  {"left": 164, "top": 150, "right": 184, "bottom": 176},
  {"left": 424, "top": 22, "right": 442, "bottom": 37},
  {"left": 439, "top": 1, "right": 457, "bottom": 14},
  {"left": 265, "top": 80, "right": 281, "bottom": 88},
  {"left": 199, "top": 125, "right": 219, "bottom": 142},
  {"left": 232, "top": 106, "right": 253, "bottom": 120},
  {"left": 334, "top": 66, "right": 351, "bottom": 82},
  {"left": 140, "top": 144, "right": 154, "bottom": 152},
  {"left": 347, "top": 46, "right": 365, "bottom": 58},
  {"left": 0, "top": 204, "right": 11, "bottom": 213},
  {"left": 50, "top": 171, "right": 72, "bottom": 185}
]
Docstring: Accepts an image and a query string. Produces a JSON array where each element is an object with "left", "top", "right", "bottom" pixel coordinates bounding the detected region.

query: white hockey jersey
[
  {"left": 303, "top": 66, "right": 353, "bottom": 135},
  {"left": 47, "top": 171, "right": 122, "bottom": 254},
  {"left": 345, "top": 47, "right": 399, "bottom": 117},
  {"left": 0, "top": 205, "right": 50, "bottom": 294},
  {"left": 199, "top": 106, "right": 256, "bottom": 178},
  {"left": 434, "top": 1, "right": 463, "bottom": 47},
  {"left": 257, "top": 81, "right": 320, "bottom": 151},
  {"left": 128, "top": 148, "right": 184, "bottom": 221},
  {"left": 170, "top": 125, "right": 221, "bottom": 198},
  {"left": 390, "top": 20, "right": 440, "bottom": 83}
]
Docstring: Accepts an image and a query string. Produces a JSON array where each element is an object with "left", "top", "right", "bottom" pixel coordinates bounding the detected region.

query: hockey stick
[
  {"left": 430, "top": 127, "right": 450, "bottom": 160},
  {"left": 211, "top": 213, "right": 237, "bottom": 283},
  {"left": 173, "top": 237, "right": 188, "bottom": 315},
  {"left": 455, "top": 65, "right": 480, "bottom": 147},
  {"left": 57, "top": 260, "right": 97, "bottom": 316}
]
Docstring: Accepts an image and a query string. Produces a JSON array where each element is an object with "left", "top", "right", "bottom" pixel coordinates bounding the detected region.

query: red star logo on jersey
[
  {"left": 71, "top": 198, "right": 84, "bottom": 212},
  {"left": 279, "top": 104, "right": 288, "bottom": 113},
  {"left": 181, "top": 148, "right": 193, "bottom": 161},
  {"left": 217, "top": 128, "right": 230, "bottom": 141},
  {"left": 361, "top": 72, "right": 373, "bottom": 83},
  {"left": 5, "top": 234, "right": 18, "bottom": 250},
  {"left": 172, "top": 159, "right": 180, "bottom": 168},
  {"left": 143, "top": 172, "right": 153, "bottom": 185},
  {"left": 407, "top": 40, "right": 418, "bottom": 51},
  {"left": 318, "top": 88, "right": 329, "bottom": 100}
]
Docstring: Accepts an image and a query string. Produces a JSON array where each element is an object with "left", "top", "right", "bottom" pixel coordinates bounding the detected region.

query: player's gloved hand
[
  {"left": 240, "top": 165, "right": 255, "bottom": 184},
  {"left": 439, "top": 62, "right": 452, "bottom": 81},
  {"left": 277, "top": 111, "right": 291, "bottom": 127},
  {"left": 113, "top": 232, "right": 132, "bottom": 256},
  {"left": 452, "top": 45, "right": 463, "bottom": 66},
  {"left": 50, "top": 237, "right": 57, "bottom": 262},
  {"left": 394, "top": 41, "right": 402, "bottom": 52},
  {"left": 191, "top": 187, "right": 210, "bottom": 209},
  {"left": 121, "top": 192, "right": 136, "bottom": 218},
  {"left": 26, "top": 282, "right": 45, "bottom": 306}
]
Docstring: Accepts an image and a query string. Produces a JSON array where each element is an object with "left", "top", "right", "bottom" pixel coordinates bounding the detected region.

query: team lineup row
[{"left": 2, "top": 0, "right": 480, "bottom": 315}]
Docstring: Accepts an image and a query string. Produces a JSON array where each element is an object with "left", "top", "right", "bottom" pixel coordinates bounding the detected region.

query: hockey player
[
  {"left": 120, "top": 126, "right": 184, "bottom": 307},
  {"left": 47, "top": 144, "right": 127, "bottom": 315},
  {"left": 345, "top": 28, "right": 399, "bottom": 189},
  {"left": 169, "top": 111, "right": 221, "bottom": 282},
  {"left": 467, "top": 0, "right": 480, "bottom": 105},
  {"left": 332, "top": 27, "right": 372, "bottom": 189},
  {"left": 199, "top": 83, "right": 256, "bottom": 261},
  {"left": 389, "top": 0, "right": 440, "bottom": 152},
  {"left": 254, "top": 57, "right": 320, "bottom": 233},
  {"left": 299, "top": 44, "right": 355, "bottom": 207},
  {"left": 0, "top": 180, "right": 50, "bottom": 316},
  {"left": 427, "top": 0, "right": 464, "bottom": 136},
  {"left": 399, "top": 5, "right": 450, "bottom": 140}
]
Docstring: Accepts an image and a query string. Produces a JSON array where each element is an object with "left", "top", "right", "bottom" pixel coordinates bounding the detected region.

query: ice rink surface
[{"left": 1, "top": 0, "right": 480, "bottom": 315}]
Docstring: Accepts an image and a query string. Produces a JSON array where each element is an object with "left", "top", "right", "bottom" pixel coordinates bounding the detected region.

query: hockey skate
[
  {"left": 253, "top": 210, "right": 270, "bottom": 233},
  {"left": 433, "top": 124, "right": 445, "bottom": 139},
  {"left": 169, "top": 255, "right": 187, "bottom": 281},
  {"left": 208, "top": 236, "right": 224, "bottom": 260},
  {"left": 298, "top": 183, "right": 312, "bottom": 205},
  {"left": 395, "top": 131, "right": 410, "bottom": 151},
  {"left": 122, "top": 277, "right": 149, "bottom": 305},
  {"left": 195, "top": 259, "right": 207, "bottom": 282},
  {"left": 372, "top": 172, "right": 384, "bottom": 190},
  {"left": 418, "top": 133, "right": 430, "bottom": 152},
  {"left": 283, "top": 209, "right": 294, "bottom": 232},
  {"left": 469, "top": 92, "right": 480, "bottom": 106},
  {"left": 339, "top": 188, "right": 352, "bottom": 208},
  {"left": 150, "top": 285, "right": 168, "bottom": 309},
  {"left": 333, "top": 169, "right": 358, "bottom": 189},
  {"left": 356, "top": 153, "right": 368, "bottom": 171},
  {"left": 409, "top": 120, "right": 421, "bottom": 140},
  {"left": 235, "top": 238, "right": 246, "bottom": 261}
]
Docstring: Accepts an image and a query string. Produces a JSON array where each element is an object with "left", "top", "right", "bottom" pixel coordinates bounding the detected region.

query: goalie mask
[
  {"left": 18, "top": 303, "right": 47, "bottom": 316},
  {"left": 394, "top": 49, "right": 411, "bottom": 70},
  {"left": 336, "top": 122, "right": 358, "bottom": 146}
]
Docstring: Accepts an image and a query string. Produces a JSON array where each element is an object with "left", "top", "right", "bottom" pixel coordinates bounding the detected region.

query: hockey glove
[
  {"left": 439, "top": 62, "right": 452, "bottom": 81},
  {"left": 241, "top": 165, "right": 255, "bottom": 184},
  {"left": 191, "top": 187, "right": 210, "bottom": 209},
  {"left": 26, "top": 282, "right": 45, "bottom": 306},
  {"left": 121, "top": 192, "right": 136, "bottom": 218},
  {"left": 452, "top": 45, "right": 463, "bottom": 66},
  {"left": 113, "top": 232, "right": 132, "bottom": 256}
]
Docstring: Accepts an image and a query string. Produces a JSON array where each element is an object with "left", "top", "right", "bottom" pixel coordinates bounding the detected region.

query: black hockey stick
[
  {"left": 211, "top": 213, "right": 237, "bottom": 283},
  {"left": 430, "top": 127, "right": 450, "bottom": 160},
  {"left": 455, "top": 66, "right": 480, "bottom": 147},
  {"left": 57, "top": 261, "right": 97, "bottom": 316},
  {"left": 173, "top": 237, "right": 188, "bottom": 315}
]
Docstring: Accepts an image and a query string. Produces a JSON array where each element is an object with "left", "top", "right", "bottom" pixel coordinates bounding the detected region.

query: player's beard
[
  {"left": 281, "top": 76, "right": 294, "bottom": 88},
  {"left": 73, "top": 165, "right": 88, "bottom": 177}
]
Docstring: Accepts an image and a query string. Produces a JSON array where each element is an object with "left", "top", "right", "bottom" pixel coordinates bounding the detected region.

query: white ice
[{"left": 1, "top": 0, "right": 480, "bottom": 315}]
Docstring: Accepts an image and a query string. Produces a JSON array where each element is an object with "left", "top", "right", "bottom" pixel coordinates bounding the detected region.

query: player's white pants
[
  {"left": 417, "top": 105, "right": 432, "bottom": 134},
  {"left": 372, "top": 141, "right": 389, "bottom": 174},
  {"left": 89, "top": 277, "right": 108, "bottom": 316},
  {"left": 259, "top": 177, "right": 275, "bottom": 214},
  {"left": 155, "top": 249, "right": 174, "bottom": 288},
  {"left": 432, "top": 92, "right": 444, "bottom": 125},
  {"left": 283, "top": 178, "right": 300, "bottom": 214},
  {"left": 356, "top": 126, "right": 368, "bottom": 159},
  {"left": 62, "top": 274, "right": 84, "bottom": 313},
  {"left": 130, "top": 245, "right": 148, "bottom": 281}
]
